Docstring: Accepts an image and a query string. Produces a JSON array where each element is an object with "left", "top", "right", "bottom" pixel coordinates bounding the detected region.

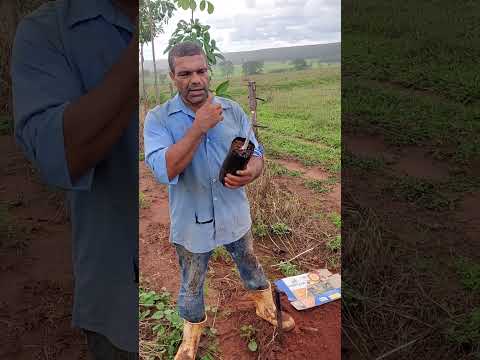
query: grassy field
[
  {"left": 142, "top": 63, "right": 341, "bottom": 172},
  {"left": 343, "top": 0, "right": 480, "bottom": 358}
]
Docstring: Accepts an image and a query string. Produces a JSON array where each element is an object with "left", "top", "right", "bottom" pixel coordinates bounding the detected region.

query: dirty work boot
[
  {"left": 174, "top": 316, "right": 207, "bottom": 360},
  {"left": 249, "top": 282, "right": 295, "bottom": 331}
]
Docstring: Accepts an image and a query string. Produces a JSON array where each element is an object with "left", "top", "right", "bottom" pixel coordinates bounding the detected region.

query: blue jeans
[{"left": 175, "top": 230, "right": 269, "bottom": 323}]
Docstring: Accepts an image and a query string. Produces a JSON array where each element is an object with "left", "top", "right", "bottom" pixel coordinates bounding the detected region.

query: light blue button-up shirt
[
  {"left": 11, "top": 0, "right": 138, "bottom": 352},
  {"left": 144, "top": 94, "right": 263, "bottom": 253}
]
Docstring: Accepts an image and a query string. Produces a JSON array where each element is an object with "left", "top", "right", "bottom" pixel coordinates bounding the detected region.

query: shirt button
[
  {"left": 214, "top": 197, "right": 218, "bottom": 201},
  {"left": 212, "top": 178, "right": 217, "bottom": 183}
]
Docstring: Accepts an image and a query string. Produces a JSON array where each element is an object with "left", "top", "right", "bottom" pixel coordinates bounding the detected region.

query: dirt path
[
  {"left": 139, "top": 161, "right": 341, "bottom": 359},
  {"left": 0, "top": 135, "right": 87, "bottom": 359}
]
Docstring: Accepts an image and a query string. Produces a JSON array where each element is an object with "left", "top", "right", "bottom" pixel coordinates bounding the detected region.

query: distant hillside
[{"left": 144, "top": 42, "right": 340, "bottom": 71}]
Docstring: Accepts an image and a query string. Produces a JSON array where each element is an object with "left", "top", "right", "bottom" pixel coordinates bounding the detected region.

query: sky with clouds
[{"left": 142, "top": 0, "right": 341, "bottom": 60}]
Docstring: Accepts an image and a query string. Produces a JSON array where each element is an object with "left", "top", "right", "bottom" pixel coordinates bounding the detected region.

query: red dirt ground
[
  {"left": 0, "top": 135, "right": 87, "bottom": 359},
  {"left": 139, "top": 161, "right": 341, "bottom": 359}
]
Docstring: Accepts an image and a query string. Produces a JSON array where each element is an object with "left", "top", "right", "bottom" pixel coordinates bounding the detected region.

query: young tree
[
  {"left": 164, "top": 0, "right": 224, "bottom": 68},
  {"left": 242, "top": 60, "right": 264, "bottom": 76},
  {"left": 219, "top": 60, "right": 234, "bottom": 78},
  {"left": 291, "top": 58, "right": 309, "bottom": 71},
  {"left": 139, "top": 0, "right": 175, "bottom": 103}
]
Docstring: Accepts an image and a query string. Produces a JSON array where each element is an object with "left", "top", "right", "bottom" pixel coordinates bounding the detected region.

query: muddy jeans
[{"left": 175, "top": 230, "right": 269, "bottom": 323}]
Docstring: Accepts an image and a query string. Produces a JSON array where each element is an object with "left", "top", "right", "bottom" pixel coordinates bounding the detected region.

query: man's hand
[
  {"left": 193, "top": 93, "right": 223, "bottom": 134},
  {"left": 224, "top": 156, "right": 264, "bottom": 189}
]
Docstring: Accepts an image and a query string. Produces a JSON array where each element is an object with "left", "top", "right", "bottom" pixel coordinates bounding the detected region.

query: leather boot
[
  {"left": 174, "top": 315, "right": 207, "bottom": 360},
  {"left": 249, "top": 282, "right": 295, "bottom": 331}
]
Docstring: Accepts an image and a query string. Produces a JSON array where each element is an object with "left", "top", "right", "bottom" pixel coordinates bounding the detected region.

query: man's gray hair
[{"left": 168, "top": 41, "right": 207, "bottom": 73}]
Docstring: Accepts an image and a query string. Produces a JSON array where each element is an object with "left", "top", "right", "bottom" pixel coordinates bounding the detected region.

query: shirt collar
[
  {"left": 67, "top": 0, "right": 133, "bottom": 32},
  {"left": 167, "top": 93, "right": 231, "bottom": 117}
]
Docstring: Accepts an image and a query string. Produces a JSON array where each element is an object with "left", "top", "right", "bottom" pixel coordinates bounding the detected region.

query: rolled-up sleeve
[
  {"left": 238, "top": 105, "right": 264, "bottom": 157},
  {"left": 11, "top": 17, "right": 94, "bottom": 191},
  {"left": 143, "top": 110, "right": 179, "bottom": 185}
]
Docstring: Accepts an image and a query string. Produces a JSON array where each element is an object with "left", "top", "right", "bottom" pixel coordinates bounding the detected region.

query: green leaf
[
  {"left": 151, "top": 311, "right": 164, "bottom": 320},
  {"left": 215, "top": 80, "right": 230, "bottom": 95},
  {"left": 200, "top": 0, "right": 206, "bottom": 11},
  {"left": 207, "top": 1, "right": 214, "bottom": 14},
  {"left": 190, "top": 0, "right": 197, "bottom": 11},
  {"left": 248, "top": 339, "right": 258, "bottom": 352}
]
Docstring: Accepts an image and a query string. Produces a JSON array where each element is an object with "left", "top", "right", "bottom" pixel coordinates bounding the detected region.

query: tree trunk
[
  {"left": 140, "top": 43, "right": 146, "bottom": 104},
  {"left": 148, "top": 1, "right": 159, "bottom": 104}
]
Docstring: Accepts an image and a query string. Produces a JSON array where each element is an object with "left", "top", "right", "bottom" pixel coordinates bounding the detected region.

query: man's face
[{"left": 170, "top": 54, "right": 210, "bottom": 108}]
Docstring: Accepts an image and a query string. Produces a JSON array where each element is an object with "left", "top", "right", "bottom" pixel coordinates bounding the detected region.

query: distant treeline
[{"left": 144, "top": 42, "right": 340, "bottom": 71}]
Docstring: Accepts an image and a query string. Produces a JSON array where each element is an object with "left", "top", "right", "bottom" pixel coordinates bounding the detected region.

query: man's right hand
[{"left": 193, "top": 93, "right": 223, "bottom": 134}]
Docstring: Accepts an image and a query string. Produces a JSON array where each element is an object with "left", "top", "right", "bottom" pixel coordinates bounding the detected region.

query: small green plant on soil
[
  {"left": 278, "top": 261, "right": 301, "bottom": 277},
  {"left": 140, "top": 287, "right": 218, "bottom": 359},
  {"left": 456, "top": 257, "right": 480, "bottom": 293},
  {"left": 212, "top": 246, "right": 230, "bottom": 262},
  {"left": 252, "top": 222, "right": 269, "bottom": 237},
  {"left": 203, "top": 277, "right": 210, "bottom": 297},
  {"left": 447, "top": 307, "right": 480, "bottom": 347},
  {"left": 139, "top": 288, "right": 183, "bottom": 359},
  {"left": 139, "top": 191, "right": 149, "bottom": 209},
  {"left": 0, "top": 115, "right": 10, "bottom": 135},
  {"left": 344, "top": 152, "right": 385, "bottom": 171},
  {"left": 327, "top": 235, "right": 341, "bottom": 252},
  {"left": 305, "top": 179, "right": 330, "bottom": 193},
  {"left": 388, "top": 177, "right": 452, "bottom": 211},
  {"left": 327, "top": 255, "right": 340, "bottom": 269},
  {"left": 231, "top": 266, "right": 240, "bottom": 277},
  {"left": 239, "top": 324, "right": 258, "bottom": 352},
  {"left": 329, "top": 213, "right": 341, "bottom": 228},
  {"left": 271, "top": 222, "right": 291, "bottom": 235}
]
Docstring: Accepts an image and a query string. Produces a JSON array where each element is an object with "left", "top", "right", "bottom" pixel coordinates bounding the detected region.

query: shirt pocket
[{"left": 194, "top": 196, "right": 214, "bottom": 224}]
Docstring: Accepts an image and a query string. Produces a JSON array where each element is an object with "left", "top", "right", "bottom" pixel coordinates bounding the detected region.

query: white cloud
[
  {"left": 245, "top": 0, "right": 256, "bottom": 8},
  {"left": 143, "top": 0, "right": 340, "bottom": 59}
]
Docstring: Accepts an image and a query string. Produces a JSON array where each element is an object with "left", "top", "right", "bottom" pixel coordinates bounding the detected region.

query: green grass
[
  {"left": 448, "top": 307, "right": 480, "bottom": 347},
  {"left": 344, "top": 0, "right": 480, "bottom": 104},
  {"left": 212, "top": 246, "right": 230, "bottom": 262},
  {"left": 327, "top": 235, "right": 341, "bottom": 252},
  {"left": 456, "top": 258, "right": 480, "bottom": 293},
  {"left": 344, "top": 151, "right": 385, "bottom": 171},
  {"left": 329, "top": 213, "right": 341, "bottom": 229},
  {"left": 386, "top": 177, "right": 453, "bottom": 211},
  {"left": 0, "top": 114, "right": 10, "bottom": 135},
  {"left": 344, "top": 79, "right": 480, "bottom": 162},
  {"left": 144, "top": 64, "right": 341, "bottom": 172},
  {"left": 139, "top": 191, "right": 149, "bottom": 209},
  {"left": 267, "top": 161, "right": 302, "bottom": 177}
]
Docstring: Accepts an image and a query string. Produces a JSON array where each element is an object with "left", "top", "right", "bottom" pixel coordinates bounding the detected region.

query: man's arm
[
  {"left": 64, "top": 29, "right": 138, "bottom": 181},
  {"left": 11, "top": 15, "right": 138, "bottom": 187}
]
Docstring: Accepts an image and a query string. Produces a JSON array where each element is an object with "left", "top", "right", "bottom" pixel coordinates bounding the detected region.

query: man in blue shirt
[
  {"left": 144, "top": 41, "right": 295, "bottom": 360},
  {"left": 11, "top": 0, "right": 139, "bottom": 358}
]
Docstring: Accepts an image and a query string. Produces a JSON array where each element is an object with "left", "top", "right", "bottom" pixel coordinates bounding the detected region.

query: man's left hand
[{"left": 224, "top": 156, "right": 263, "bottom": 189}]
